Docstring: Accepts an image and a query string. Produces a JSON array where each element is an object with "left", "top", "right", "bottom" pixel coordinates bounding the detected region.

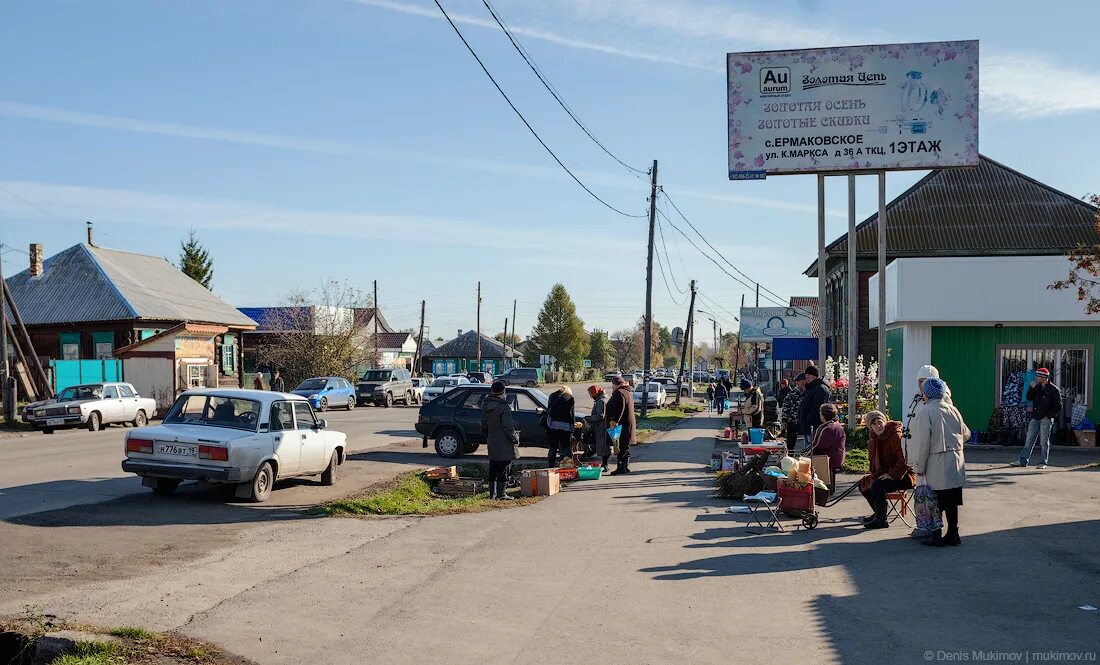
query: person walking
[
  {"left": 481, "top": 381, "right": 519, "bottom": 500},
  {"left": 714, "top": 380, "right": 729, "bottom": 417},
  {"left": 586, "top": 385, "right": 612, "bottom": 472},
  {"left": 544, "top": 385, "right": 575, "bottom": 467},
  {"left": 705, "top": 383, "right": 716, "bottom": 413},
  {"left": 809, "top": 403, "right": 846, "bottom": 493},
  {"left": 1011, "top": 367, "right": 1061, "bottom": 469},
  {"left": 907, "top": 377, "right": 968, "bottom": 546},
  {"left": 252, "top": 373, "right": 265, "bottom": 390},
  {"left": 270, "top": 370, "right": 285, "bottom": 393},
  {"left": 798, "top": 365, "right": 830, "bottom": 449},
  {"left": 782, "top": 373, "right": 805, "bottom": 449},
  {"left": 740, "top": 378, "right": 764, "bottom": 429},
  {"left": 858, "top": 411, "right": 916, "bottom": 529},
  {"left": 605, "top": 376, "right": 636, "bottom": 475},
  {"left": 776, "top": 379, "right": 791, "bottom": 411}
]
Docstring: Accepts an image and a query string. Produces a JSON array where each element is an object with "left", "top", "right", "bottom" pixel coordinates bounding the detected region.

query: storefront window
[{"left": 997, "top": 346, "right": 1089, "bottom": 408}]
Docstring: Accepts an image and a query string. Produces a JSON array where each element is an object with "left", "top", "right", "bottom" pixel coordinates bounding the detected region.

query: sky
[{"left": 1, "top": 0, "right": 1098, "bottom": 343}]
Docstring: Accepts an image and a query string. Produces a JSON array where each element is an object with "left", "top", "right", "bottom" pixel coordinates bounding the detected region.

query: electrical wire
[
  {"left": 432, "top": 0, "right": 646, "bottom": 219},
  {"left": 479, "top": 0, "right": 647, "bottom": 178},
  {"left": 653, "top": 234, "right": 687, "bottom": 307},
  {"left": 697, "top": 291, "right": 742, "bottom": 325},
  {"left": 655, "top": 213, "right": 688, "bottom": 295}
]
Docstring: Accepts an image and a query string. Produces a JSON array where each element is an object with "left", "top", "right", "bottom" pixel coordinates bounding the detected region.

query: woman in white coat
[{"left": 907, "top": 377, "right": 969, "bottom": 547}]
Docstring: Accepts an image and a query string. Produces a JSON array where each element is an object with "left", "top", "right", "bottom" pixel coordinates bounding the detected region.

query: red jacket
[
  {"left": 863, "top": 421, "right": 916, "bottom": 489},
  {"left": 811, "top": 420, "right": 846, "bottom": 469}
]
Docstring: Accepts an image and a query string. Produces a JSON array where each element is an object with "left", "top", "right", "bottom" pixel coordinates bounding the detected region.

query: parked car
[
  {"left": 633, "top": 381, "right": 667, "bottom": 409},
  {"left": 409, "top": 377, "right": 431, "bottom": 404},
  {"left": 290, "top": 376, "right": 356, "bottom": 412},
  {"left": 25, "top": 382, "right": 157, "bottom": 433},
  {"left": 497, "top": 367, "right": 543, "bottom": 387},
  {"left": 356, "top": 368, "right": 414, "bottom": 407},
  {"left": 466, "top": 371, "right": 494, "bottom": 384},
  {"left": 653, "top": 377, "right": 691, "bottom": 397},
  {"left": 415, "top": 384, "right": 589, "bottom": 459},
  {"left": 121, "top": 389, "right": 346, "bottom": 502},
  {"left": 603, "top": 370, "right": 622, "bottom": 382},
  {"left": 422, "top": 376, "right": 470, "bottom": 402}
]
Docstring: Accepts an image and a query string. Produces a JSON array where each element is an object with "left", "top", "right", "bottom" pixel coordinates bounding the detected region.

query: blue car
[{"left": 290, "top": 377, "right": 356, "bottom": 412}]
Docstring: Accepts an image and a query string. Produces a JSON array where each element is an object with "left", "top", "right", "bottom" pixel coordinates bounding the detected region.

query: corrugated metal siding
[
  {"left": 886, "top": 328, "right": 904, "bottom": 420},
  {"left": 930, "top": 326, "right": 1100, "bottom": 429}
]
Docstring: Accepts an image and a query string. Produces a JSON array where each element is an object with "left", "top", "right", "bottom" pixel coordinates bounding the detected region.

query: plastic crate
[
  {"left": 577, "top": 466, "right": 603, "bottom": 480},
  {"left": 555, "top": 467, "right": 579, "bottom": 481}
]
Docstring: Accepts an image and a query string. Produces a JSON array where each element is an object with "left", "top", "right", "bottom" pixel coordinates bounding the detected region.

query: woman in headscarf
[
  {"left": 859, "top": 411, "right": 916, "bottom": 529},
  {"left": 544, "top": 385, "right": 575, "bottom": 467},
  {"left": 585, "top": 385, "right": 611, "bottom": 471},
  {"left": 907, "top": 377, "right": 968, "bottom": 547}
]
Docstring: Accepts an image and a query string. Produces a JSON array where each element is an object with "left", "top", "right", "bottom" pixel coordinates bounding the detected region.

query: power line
[
  {"left": 432, "top": 0, "right": 646, "bottom": 219},
  {"left": 479, "top": 0, "right": 647, "bottom": 178},
  {"left": 655, "top": 206, "right": 770, "bottom": 302},
  {"left": 697, "top": 291, "right": 742, "bottom": 326},
  {"left": 655, "top": 210, "right": 688, "bottom": 295},
  {"left": 653, "top": 235, "right": 687, "bottom": 307}
]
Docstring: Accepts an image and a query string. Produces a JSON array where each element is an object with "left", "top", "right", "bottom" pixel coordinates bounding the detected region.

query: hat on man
[
  {"left": 794, "top": 372, "right": 807, "bottom": 382},
  {"left": 1036, "top": 367, "right": 1051, "bottom": 378},
  {"left": 805, "top": 365, "right": 820, "bottom": 377},
  {"left": 740, "top": 378, "right": 752, "bottom": 390},
  {"left": 491, "top": 380, "right": 506, "bottom": 394}
]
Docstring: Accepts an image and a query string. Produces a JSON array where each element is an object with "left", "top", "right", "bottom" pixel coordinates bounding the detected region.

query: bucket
[
  {"left": 723, "top": 427, "right": 732, "bottom": 439},
  {"left": 577, "top": 466, "right": 602, "bottom": 480},
  {"left": 749, "top": 428, "right": 766, "bottom": 444}
]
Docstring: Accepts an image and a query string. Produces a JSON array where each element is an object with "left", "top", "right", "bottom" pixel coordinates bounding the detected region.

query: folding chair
[
  {"left": 886, "top": 490, "right": 914, "bottom": 527},
  {"left": 742, "top": 493, "right": 785, "bottom": 534}
]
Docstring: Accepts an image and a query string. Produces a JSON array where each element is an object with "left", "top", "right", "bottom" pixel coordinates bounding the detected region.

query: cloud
[
  {"left": 359, "top": 0, "right": 1100, "bottom": 118},
  {"left": 0, "top": 100, "right": 354, "bottom": 154}
]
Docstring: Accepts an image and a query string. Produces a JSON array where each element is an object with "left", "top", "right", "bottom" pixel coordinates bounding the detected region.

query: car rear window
[{"left": 164, "top": 395, "right": 262, "bottom": 431}]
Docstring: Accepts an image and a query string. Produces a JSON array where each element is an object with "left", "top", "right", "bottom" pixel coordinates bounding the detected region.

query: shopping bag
[
  {"left": 724, "top": 399, "right": 731, "bottom": 410},
  {"left": 607, "top": 424, "right": 622, "bottom": 444},
  {"left": 913, "top": 480, "right": 943, "bottom": 531}
]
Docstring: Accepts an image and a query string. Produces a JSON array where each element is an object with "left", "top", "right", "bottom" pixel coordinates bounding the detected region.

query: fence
[{"left": 49, "top": 359, "right": 124, "bottom": 393}]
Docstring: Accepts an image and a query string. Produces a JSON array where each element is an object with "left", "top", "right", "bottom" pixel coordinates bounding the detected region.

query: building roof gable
[{"left": 427, "top": 330, "right": 513, "bottom": 359}]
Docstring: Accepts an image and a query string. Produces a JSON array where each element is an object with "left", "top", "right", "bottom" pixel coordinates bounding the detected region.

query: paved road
[
  {"left": 6, "top": 415, "right": 1099, "bottom": 664},
  {"left": 0, "top": 383, "right": 605, "bottom": 519}
]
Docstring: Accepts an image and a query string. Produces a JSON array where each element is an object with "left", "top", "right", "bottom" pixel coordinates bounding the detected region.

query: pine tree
[
  {"left": 528, "top": 284, "right": 587, "bottom": 370},
  {"left": 179, "top": 230, "right": 214, "bottom": 289}
]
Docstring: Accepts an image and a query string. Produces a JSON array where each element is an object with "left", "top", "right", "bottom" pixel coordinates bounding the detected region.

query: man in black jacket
[
  {"left": 1012, "top": 367, "right": 1062, "bottom": 469},
  {"left": 798, "top": 365, "right": 831, "bottom": 449}
]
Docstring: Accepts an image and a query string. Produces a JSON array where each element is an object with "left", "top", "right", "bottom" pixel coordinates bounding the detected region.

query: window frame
[
  {"left": 293, "top": 401, "right": 318, "bottom": 430},
  {"left": 995, "top": 343, "right": 1091, "bottom": 408}
]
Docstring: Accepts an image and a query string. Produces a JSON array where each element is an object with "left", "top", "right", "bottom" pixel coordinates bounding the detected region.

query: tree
[
  {"left": 527, "top": 284, "right": 587, "bottom": 370},
  {"left": 494, "top": 332, "right": 522, "bottom": 346},
  {"left": 179, "top": 229, "right": 214, "bottom": 289},
  {"left": 1050, "top": 194, "right": 1100, "bottom": 313},
  {"left": 257, "top": 281, "right": 376, "bottom": 387},
  {"left": 587, "top": 329, "right": 612, "bottom": 369},
  {"left": 610, "top": 327, "right": 641, "bottom": 371}
]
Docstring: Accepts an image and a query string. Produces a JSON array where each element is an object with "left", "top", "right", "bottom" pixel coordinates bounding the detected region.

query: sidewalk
[{"left": 7, "top": 413, "right": 1100, "bottom": 664}]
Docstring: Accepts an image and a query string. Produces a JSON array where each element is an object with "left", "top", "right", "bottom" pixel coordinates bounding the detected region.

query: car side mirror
[
  {"left": 535, "top": 407, "right": 545, "bottom": 414},
  {"left": 316, "top": 419, "right": 327, "bottom": 429}
]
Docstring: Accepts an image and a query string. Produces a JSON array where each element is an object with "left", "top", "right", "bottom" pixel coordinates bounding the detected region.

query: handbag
[{"left": 913, "top": 478, "right": 943, "bottom": 531}]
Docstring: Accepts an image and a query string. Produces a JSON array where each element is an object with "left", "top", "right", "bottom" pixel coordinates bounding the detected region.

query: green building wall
[
  {"left": 930, "top": 326, "right": 1100, "bottom": 429},
  {"left": 885, "top": 328, "right": 905, "bottom": 420}
]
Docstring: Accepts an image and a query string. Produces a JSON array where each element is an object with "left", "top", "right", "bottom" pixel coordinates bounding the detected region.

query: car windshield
[
  {"left": 57, "top": 385, "right": 103, "bottom": 401},
  {"left": 163, "top": 394, "right": 262, "bottom": 431},
  {"left": 433, "top": 378, "right": 456, "bottom": 387},
  {"left": 527, "top": 388, "right": 550, "bottom": 405},
  {"left": 296, "top": 378, "right": 328, "bottom": 391},
  {"left": 361, "top": 370, "right": 391, "bottom": 381}
]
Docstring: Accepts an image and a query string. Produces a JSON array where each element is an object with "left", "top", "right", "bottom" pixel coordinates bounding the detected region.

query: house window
[
  {"left": 997, "top": 346, "right": 1089, "bottom": 408},
  {"left": 188, "top": 364, "right": 206, "bottom": 388},
  {"left": 221, "top": 340, "right": 235, "bottom": 375}
]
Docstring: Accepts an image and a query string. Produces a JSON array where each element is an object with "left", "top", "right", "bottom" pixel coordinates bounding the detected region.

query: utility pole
[
  {"left": 413, "top": 300, "right": 426, "bottom": 376},
  {"left": 372, "top": 280, "right": 379, "bottom": 366},
  {"left": 718, "top": 326, "right": 723, "bottom": 369},
  {"left": 502, "top": 317, "right": 508, "bottom": 374},
  {"left": 735, "top": 294, "right": 745, "bottom": 377},
  {"left": 510, "top": 298, "right": 517, "bottom": 368},
  {"left": 754, "top": 283, "right": 760, "bottom": 384},
  {"left": 641, "top": 159, "right": 658, "bottom": 419},
  {"left": 712, "top": 319, "right": 718, "bottom": 372},
  {"left": 675, "top": 280, "right": 696, "bottom": 405},
  {"left": 476, "top": 281, "right": 482, "bottom": 370},
  {"left": 0, "top": 244, "right": 9, "bottom": 422}
]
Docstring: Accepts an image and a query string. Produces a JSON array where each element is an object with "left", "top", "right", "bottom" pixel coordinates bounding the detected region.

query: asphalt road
[{"left": 0, "top": 383, "right": 605, "bottom": 520}]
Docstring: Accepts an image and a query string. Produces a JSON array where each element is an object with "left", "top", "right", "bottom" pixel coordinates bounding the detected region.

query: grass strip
[{"left": 319, "top": 470, "right": 541, "bottom": 516}]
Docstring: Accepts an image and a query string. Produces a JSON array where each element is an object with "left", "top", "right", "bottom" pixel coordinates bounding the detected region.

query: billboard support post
[
  {"left": 847, "top": 175, "right": 858, "bottom": 423},
  {"left": 877, "top": 171, "right": 888, "bottom": 412},
  {"left": 817, "top": 175, "right": 826, "bottom": 368}
]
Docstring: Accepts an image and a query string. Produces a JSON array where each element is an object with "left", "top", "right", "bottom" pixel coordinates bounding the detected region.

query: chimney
[
  {"left": 86, "top": 221, "right": 94, "bottom": 247},
  {"left": 29, "top": 243, "right": 43, "bottom": 277},
  {"left": 457, "top": 329, "right": 463, "bottom": 337}
]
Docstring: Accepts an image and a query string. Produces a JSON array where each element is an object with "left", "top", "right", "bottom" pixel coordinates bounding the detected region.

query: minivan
[{"left": 498, "top": 367, "right": 543, "bottom": 387}]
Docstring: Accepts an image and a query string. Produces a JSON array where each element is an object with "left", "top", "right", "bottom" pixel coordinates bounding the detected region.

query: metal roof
[
  {"left": 5, "top": 244, "right": 257, "bottom": 328},
  {"left": 377, "top": 332, "right": 413, "bottom": 349},
  {"left": 789, "top": 296, "right": 820, "bottom": 337},
  {"left": 805, "top": 155, "right": 1100, "bottom": 276},
  {"left": 426, "top": 330, "right": 514, "bottom": 359}
]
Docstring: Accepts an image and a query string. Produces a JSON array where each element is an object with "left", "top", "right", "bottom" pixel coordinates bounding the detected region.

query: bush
[{"left": 845, "top": 426, "right": 870, "bottom": 450}]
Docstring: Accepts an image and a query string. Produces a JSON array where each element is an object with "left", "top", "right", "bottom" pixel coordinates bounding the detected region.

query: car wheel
[
  {"left": 250, "top": 462, "right": 274, "bottom": 502},
  {"left": 462, "top": 442, "right": 480, "bottom": 454},
  {"left": 87, "top": 411, "right": 102, "bottom": 432},
  {"left": 321, "top": 451, "right": 339, "bottom": 486},
  {"left": 384, "top": 392, "right": 394, "bottom": 408},
  {"left": 42, "top": 428, "right": 54, "bottom": 434},
  {"left": 404, "top": 391, "right": 412, "bottom": 405},
  {"left": 151, "top": 478, "right": 180, "bottom": 496},
  {"left": 347, "top": 397, "right": 355, "bottom": 411},
  {"left": 132, "top": 410, "right": 148, "bottom": 427},
  {"left": 319, "top": 397, "right": 328, "bottom": 412},
  {"left": 525, "top": 381, "right": 536, "bottom": 387},
  {"left": 434, "top": 429, "right": 464, "bottom": 458}
]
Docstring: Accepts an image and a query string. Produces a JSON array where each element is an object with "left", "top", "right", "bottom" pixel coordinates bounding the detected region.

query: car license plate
[
  {"left": 46, "top": 418, "right": 65, "bottom": 426},
  {"left": 157, "top": 443, "right": 196, "bottom": 457}
]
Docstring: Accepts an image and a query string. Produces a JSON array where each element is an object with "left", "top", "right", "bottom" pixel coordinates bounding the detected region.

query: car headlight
[
  {"left": 67, "top": 406, "right": 81, "bottom": 415},
  {"left": 308, "top": 394, "right": 319, "bottom": 400},
  {"left": 35, "top": 409, "right": 45, "bottom": 417}
]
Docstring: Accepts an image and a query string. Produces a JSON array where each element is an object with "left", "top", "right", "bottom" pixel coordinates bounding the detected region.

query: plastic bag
[
  {"left": 779, "top": 456, "right": 797, "bottom": 474},
  {"left": 608, "top": 424, "right": 623, "bottom": 443},
  {"left": 914, "top": 481, "right": 943, "bottom": 532},
  {"left": 1075, "top": 417, "right": 1095, "bottom": 431}
]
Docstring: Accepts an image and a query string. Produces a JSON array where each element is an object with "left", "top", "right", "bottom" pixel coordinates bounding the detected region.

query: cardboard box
[
  {"left": 1075, "top": 430, "right": 1096, "bottom": 448},
  {"left": 537, "top": 469, "right": 561, "bottom": 496},
  {"left": 424, "top": 466, "right": 458, "bottom": 480},
  {"left": 520, "top": 469, "right": 540, "bottom": 497}
]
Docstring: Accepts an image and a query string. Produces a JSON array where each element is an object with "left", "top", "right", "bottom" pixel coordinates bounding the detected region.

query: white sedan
[
  {"left": 121, "top": 389, "right": 347, "bottom": 502},
  {"left": 633, "top": 382, "right": 668, "bottom": 409},
  {"left": 410, "top": 377, "right": 432, "bottom": 404},
  {"left": 422, "top": 376, "right": 470, "bottom": 403}
]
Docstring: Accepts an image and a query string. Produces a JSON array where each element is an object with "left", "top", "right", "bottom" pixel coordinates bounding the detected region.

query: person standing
[
  {"left": 270, "top": 370, "right": 285, "bottom": 393},
  {"left": 544, "top": 385, "right": 575, "bottom": 467},
  {"left": 858, "top": 411, "right": 916, "bottom": 529},
  {"left": 481, "top": 381, "right": 519, "bottom": 500},
  {"left": 705, "top": 383, "right": 716, "bottom": 412},
  {"left": 586, "top": 385, "right": 612, "bottom": 472},
  {"left": 798, "top": 365, "right": 830, "bottom": 448},
  {"left": 252, "top": 373, "right": 265, "bottom": 390},
  {"left": 605, "top": 375, "right": 636, "bottom": 475},
  {"left": 907, "top": 378, "right": 968, "bottom": 546},
  {"left": 1012, "top": 367, "right": 1061, "bottom": 469},
  {"left": 740, "top": 378, "right": 764, "bottom": 429},
  {"left": 810, "top": 403, "right": 846, "bottom": 493},
  {"left": 776, "top": 379, "right": 791, "bottom": 411},
  {"left": 714, "top": 380, "right": 729, "bottom": 417},
  {"left": 782, "top": 373, "right": 805, "bottom": 449}
]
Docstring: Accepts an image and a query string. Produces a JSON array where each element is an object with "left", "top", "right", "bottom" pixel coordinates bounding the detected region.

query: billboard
[
  {"left": 739, "top": 307, "right": 814, "bottom": 343},
  {"left": 727, "top": 40, "right": 978, "bottom": 178}
]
